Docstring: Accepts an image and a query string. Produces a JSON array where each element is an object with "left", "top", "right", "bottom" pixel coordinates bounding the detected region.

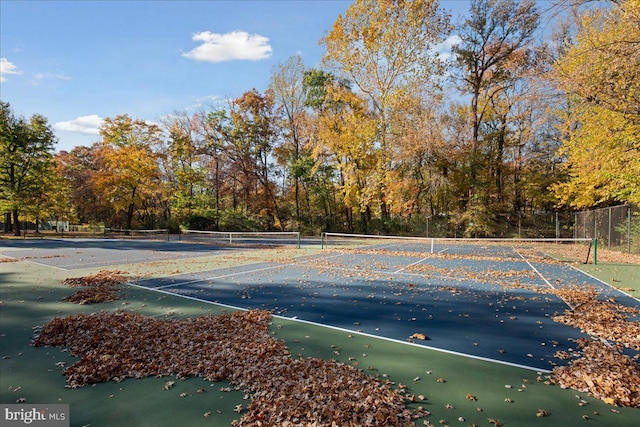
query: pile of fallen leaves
[
  {"left": 551, "top": 285, "right": 640, "bottom": 407},
  {"left": 62, "top": 270, "right": 127, "bottom": 304},
  {"left": 553, "top": 338, "right": 640, "bottom": 407},
  {"left": 33, "top": 310, "right": 424, "bottom": 426},
  {"left": 553, "top": 286, "right": 640, "bottom": 350}
]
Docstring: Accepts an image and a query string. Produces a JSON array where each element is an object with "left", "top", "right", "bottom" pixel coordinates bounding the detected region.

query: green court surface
[
  {"left": 1, "top": 253, "right": 639, "bottom": 426},
  {"left": 579, "top": 262, "right": 640, "bottom": 295}
]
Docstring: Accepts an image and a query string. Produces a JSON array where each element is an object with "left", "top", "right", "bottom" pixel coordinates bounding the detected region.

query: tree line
[{"left": 2, "top": 0, "right": 638, "bottom": 237}]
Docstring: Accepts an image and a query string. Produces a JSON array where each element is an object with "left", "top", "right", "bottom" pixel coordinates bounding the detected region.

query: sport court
[
  {"left": 129, "top": 235, "right": 639, "bottom": 372},
  {"left": 5, "top": 234, "right": 636, "bottom": 373}
]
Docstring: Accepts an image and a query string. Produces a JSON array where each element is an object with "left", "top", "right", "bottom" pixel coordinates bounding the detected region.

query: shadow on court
[
  {"left": 0, "top": 238, "right": 243, "bottom": 270},
  {"left": 130, "top": 255, "right": 640, "bottom": 372}
]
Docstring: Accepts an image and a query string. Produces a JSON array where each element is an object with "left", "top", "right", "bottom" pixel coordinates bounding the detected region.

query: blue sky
[{"left": 1, "top": 0, "right": 471, "bottom": 152}]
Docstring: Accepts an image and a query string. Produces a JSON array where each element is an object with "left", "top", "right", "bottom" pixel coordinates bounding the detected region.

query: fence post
[
  {"left": 608, "top": 206, "right": 612, "bottom": 249},
  {"left": 628, "top": 205, "right": 632, "bottom": 254}
]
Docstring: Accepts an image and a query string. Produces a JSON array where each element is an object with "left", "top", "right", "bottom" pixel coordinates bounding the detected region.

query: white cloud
[
  {"left": 31, "top": 72, "right": 71, "bottom": 86},
  {"left": 435, "top": 34, "right": 462, "bottom": 61},
  {"left": 0, "top": 58, "right": 23, "bottom": 82},
  {"left": 183, "top": 31, "right": 273, "bottom": 63},
  {"left": 54, "top": 115, "right": 104, "bottom": 135},
  {"left": 34, "top": 72, "right": 71, "bottom": 81}
]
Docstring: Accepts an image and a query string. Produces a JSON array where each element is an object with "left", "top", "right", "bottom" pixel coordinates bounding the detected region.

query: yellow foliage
[{"left": 553, "top": 0, "right": 640, "bottom": 207}]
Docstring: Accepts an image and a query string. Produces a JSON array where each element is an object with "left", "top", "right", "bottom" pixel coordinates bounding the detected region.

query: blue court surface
[
  {"left": 126, "top": 241, "right": 639, "bottom": 372},
  {"left": 2, "top": 238, "right": 638, "bottom": 372}
]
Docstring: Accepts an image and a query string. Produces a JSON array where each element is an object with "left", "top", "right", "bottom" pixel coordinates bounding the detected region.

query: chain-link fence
[{"left": 574, "top": 204, "right": 639, "bottom": 254}]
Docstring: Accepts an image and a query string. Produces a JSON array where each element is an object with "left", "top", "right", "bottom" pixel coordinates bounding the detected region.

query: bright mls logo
[{"left": 1, "top": 405, "right": 69, "bottom": 426}]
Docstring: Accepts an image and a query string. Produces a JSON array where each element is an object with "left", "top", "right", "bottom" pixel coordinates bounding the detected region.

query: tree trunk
[
  {"left": 4, "top": 213, "right": 11, "bottom": 233},
  {"left": 295, "top": 177, "right": 300, "bottom": 227},
  {"left": 214, "top": 154, "right": 220, "bottom": 231},
  {"left": 12, "top": 209, "right": 21, "bottom": 236},
  {"left": 126, "top": 203, "right": 135, "bottom": 232}
]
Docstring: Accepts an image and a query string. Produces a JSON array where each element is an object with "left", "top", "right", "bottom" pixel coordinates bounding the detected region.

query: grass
[{"left": 1, "top": 250, "right": 639, "bottom": 426}]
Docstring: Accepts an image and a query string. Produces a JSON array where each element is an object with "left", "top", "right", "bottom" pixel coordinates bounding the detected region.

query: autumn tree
[
  {"left": 227, "top": 89, "right": 284, "bottom": 230},
  {"left": 389, "top": 93, "right": 451, "bottom": 232},
  {"left": 161, "top": 111, "right": 213, "bottom": 228},
  {"left": 310, "top": 82, "right": 379, "bottom": 232},
  {"left": 92, "top": 115, "right": 165, "bottom": 230},
  {"left": 57, "top": 145, "right": 110, "bottom": 225},
  {"left": 301, "top": 69, "right": 353, "bottom": 231},
  {"left": 0, "top": 102, "right": 58, "bottom": 235},
  {"left": 451, "top": 0, "right": 540, "bottom": 235},
  {"left": 322, "top": 0, "right": 451, "bottom": 226},
  {"left": 551, "top": 0, "right": 640, "bottom": 207},
  {"left": 28, "top": 155, "right": 75, "bottom": 232},
  {"left": 270, "top": 55, "right": 309, "bottom": 228}
]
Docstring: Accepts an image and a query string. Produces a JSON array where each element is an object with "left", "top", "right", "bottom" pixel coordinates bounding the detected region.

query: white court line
[
  {"left": 132, "top": 251, "right": 343, "bottom": 285},
  {"left": 569, "top": 264, "right": 640, "bottom": 303},
  {"left": 1, "top": 253, "right": 70, "bottom": 271},
  {"left": 514, "top": 249, "right": 579, "bottom": 311},
  {"left": 394, "top": 257, "right": 429, "bottom": 273},
  {"left": 20, "top": 258, "right": 70, "bottom": 271},
  {"left": 126, "top": 281, "right": 551, "bottom": 373},
  {"left": 27, "top": 261, "right": 69, "bottom": 271},
  {"left": 146, "top": 251, "right": 350, "bottom": 290},
  {"left": 154, "top": 264, "right": 286, "bottom": 290}
]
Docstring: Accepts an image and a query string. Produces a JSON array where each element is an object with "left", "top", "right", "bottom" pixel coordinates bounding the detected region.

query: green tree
[{"left": 0, "top": 102, "right": 57, "bottom": 235}]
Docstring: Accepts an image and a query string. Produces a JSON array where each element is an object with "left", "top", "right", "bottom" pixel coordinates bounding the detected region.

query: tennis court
[
  {"left": 121, "top": 234, "right": 638, "bottom": 373},
  {"left": 3, "top": 234, "right": 637, "bottom": 372},
  {"left": 2, "top": 234, "right": 639, "bottom": 426}
]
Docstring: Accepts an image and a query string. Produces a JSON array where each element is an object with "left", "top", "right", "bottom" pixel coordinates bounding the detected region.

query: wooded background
[{"left": 2, "top": 0, "right": 638, "bottom": 240}]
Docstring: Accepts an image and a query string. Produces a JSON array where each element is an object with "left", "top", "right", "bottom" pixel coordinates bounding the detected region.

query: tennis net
[
  {"left": 179, "top": 230, "right": 301, "bottom": 248},
  {"left": 321, "top": 232, "right": 596, "bottom": 264},
  {"left": 103, "top": 228, "right": 170, "bottom": 241}
]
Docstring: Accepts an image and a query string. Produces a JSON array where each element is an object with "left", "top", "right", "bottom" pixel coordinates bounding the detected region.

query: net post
[
  {"left": 297, "top": 232, "right": 301, "bottom": 249},
  {"left": 430, "top": 238, "right": 434, "bottom": 254},
  {"left": 321, "top": 232, "right": 325, "bottom": 249},
  {"left": 593, "top": 238, "right": 597, "bottom": 265}
]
